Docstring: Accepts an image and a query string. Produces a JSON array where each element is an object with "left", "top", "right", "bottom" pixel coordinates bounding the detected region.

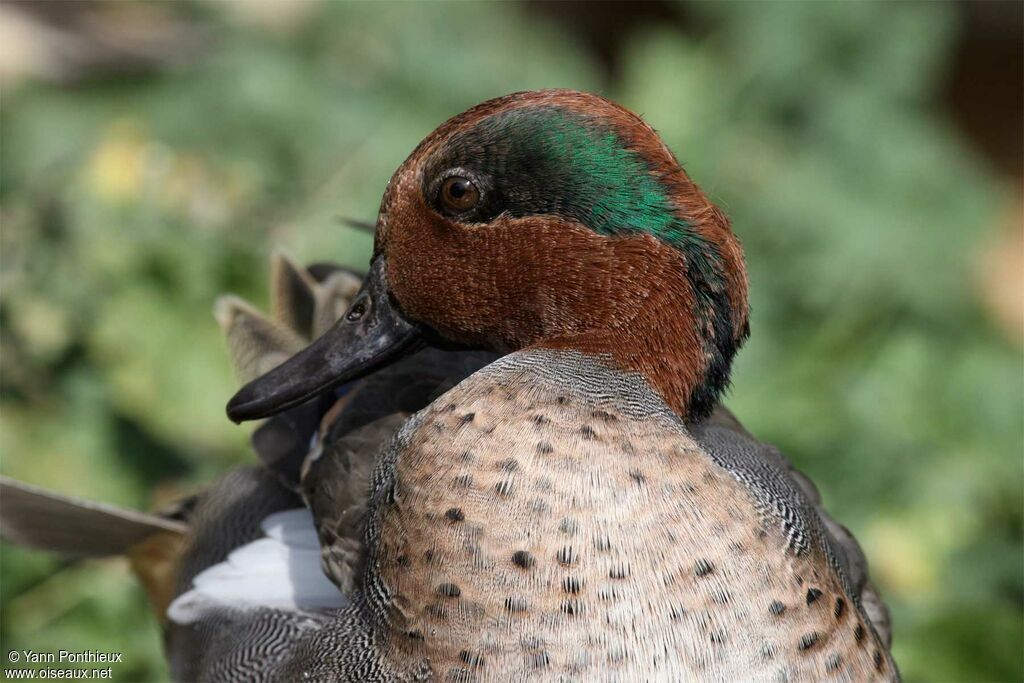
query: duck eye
[{"left": 440, "top": 176, "right": 480, "bottom": 212}]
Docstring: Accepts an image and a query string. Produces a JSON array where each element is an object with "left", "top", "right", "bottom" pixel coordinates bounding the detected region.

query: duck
[
  {"left": 0, "top": 89, "right": 897, "bottom": 682},
  {"left": 223, "top": 89, "right": 897, "bottom": 681}
]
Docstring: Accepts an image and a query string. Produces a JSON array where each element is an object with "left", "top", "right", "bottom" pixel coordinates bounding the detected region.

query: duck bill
[{"left": 226, "top": 258, "right": 421, "bottom": 423}]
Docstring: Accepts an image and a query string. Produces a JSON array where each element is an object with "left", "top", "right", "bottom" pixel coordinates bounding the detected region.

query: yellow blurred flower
[
  {"left": 84, "top": 120, "right": 245, "bottom": 226},
  {"left": 85, "top": 120, "right": 147, "bottom": 202},
  {"left": 864, "top": 517, "right": 940, "bottom": 601}
]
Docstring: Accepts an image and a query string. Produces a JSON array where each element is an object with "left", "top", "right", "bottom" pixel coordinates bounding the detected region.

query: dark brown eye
[{"left": 440, "top": 176, "right": 480, "bottom": 212}]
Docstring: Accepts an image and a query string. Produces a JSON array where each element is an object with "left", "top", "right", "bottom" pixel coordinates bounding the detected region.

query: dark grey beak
[{"left": 226, "top": 258, "right": 421, "bottom": 423}]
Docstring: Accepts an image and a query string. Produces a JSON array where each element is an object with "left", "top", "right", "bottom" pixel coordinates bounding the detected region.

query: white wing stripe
[{"left": 167, "top": 508, "right": 346, "bottom": 625}]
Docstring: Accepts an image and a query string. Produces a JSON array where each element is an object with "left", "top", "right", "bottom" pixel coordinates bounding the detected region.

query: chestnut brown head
[{"left": 228, "top": 90, "right": 748, "bottom": 423}]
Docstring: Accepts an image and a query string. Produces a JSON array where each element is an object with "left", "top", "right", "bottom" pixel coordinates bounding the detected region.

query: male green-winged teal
[{"left": 1, "top": 90, "right": 897, "bottom": 681}]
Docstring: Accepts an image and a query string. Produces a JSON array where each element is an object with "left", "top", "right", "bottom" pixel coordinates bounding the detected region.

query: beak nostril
[{"left": 346, "top": 302, "right": 367, "bottom": 322}]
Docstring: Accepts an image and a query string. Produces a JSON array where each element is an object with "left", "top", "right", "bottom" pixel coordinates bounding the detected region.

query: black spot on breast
[
  {"left": 459, "top": 650, "right": 484, "bottom": 668},
  {"left": 383, "top": 479, "right": 397, "bottom": 505},
  {"left": 854, "top": 623, "right": 865, "bottom": 642},
  {"left": 628, "top": 469, "right": 646, "bottom": 485},
  {"left": 694, "top": 559, "right": 715, "bottom": 577},
  {"left": 459, "top": 450, "right": 475, "bottom": 464},
  {"left": 578, "top": 425, "right": 597, "bottom": 440},
  {"left": 561, "top": 599, "right": 583, "bottom": 616},
  {"left": 609, "top": 562, "right": 630, "bottom": 579},
  {"left": 826, "top": 654, "right": 842, "bottom": 672},
  {"left": 536, "top": 441, "right": 554, "bottom": 454},
  {"left": 495, "top": 480, "right": 515, "bottom": 497},
  {"left": 512, "top": 550, "right": 535, "bottom": 569},
  {"left": 594, "top": 534, "right": 611, "bottom": 551},
  {"left": 591, "top": 409, "right": 618, "bottom": 422},
  {"left": 437, "top": 583, "right": 461, "bottom": 598},
  {"left": 559, "top": 518, "right": 579, "bottom": 535},
  {"left": 424, "top": 549, "right": 434, "bottom": 562},
  {"left": 709, "top": 629, "right": 727, "bottom": 646},
  {"left": 798, "top": 632, "right": 820, "bottom": 651},
  {"left": 556, "top": 546, "right": 578, "bottom": 566},
  {"left": 396, "top": 554, "right": 411, "bottom": 568},
  {"left": 499, "top": 458, "right": 518, "bottom": 472},
  {"left": 504, "top": 596, "right": 528, "bottom": 613},
  {"left": 769, "top": 600, "right": 786, "bottom": 616},
  {"left": 454, "top": 473, "right": 473, "bottom": 488},
  {"left": 712, "top": 589, "right": 731, "bottom": 605},
  {"left": 532, "top": 414, "right": 550, "bottom": 426},
  {"left": 556, "top": 396, "right": 569, "bottom": 405},
  {"left": 562, "top": 576, "right": 583, "bottom": 594},
  {"left": 531, "top": 651, "right": 551, "bottom": 668},
  {"left": 834, "top": 597, "right": 846, "bottom": 618},
  {"left": 458, "top": 413, "right": 475, "bottom": 425},
  {"left": 874, "top": 650, "right": 884, "bottom": 670},
  {"left": 406, "top": 629, "right": 424, "bottom": 640},
  {"left": 806, "top": 588, "right": 822, "bottom": 605},
  {"left": 445, "top": 507, "right": 465, "bottom": 522},
  {"left": 760, "top": 643, "right": 776, "bottom": 661}
]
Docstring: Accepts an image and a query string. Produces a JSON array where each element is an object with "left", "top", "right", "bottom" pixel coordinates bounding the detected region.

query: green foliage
[{"left": 1, "top": 2, "right": 1019, "bottom": 681}]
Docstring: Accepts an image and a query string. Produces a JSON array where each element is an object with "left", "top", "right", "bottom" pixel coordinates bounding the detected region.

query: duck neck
[
  {"left": 536, "top": 323, "right": 703, "bottom": 421},
  {"left": 532, "top": 236, "right": 741, "bottom": 422}
]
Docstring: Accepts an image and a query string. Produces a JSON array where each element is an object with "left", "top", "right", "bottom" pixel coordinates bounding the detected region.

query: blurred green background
[{"left": 1, "top": 1, "right": 1021, "bottom": 681}]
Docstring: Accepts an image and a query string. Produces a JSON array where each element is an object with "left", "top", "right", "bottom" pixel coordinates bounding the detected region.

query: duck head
[{"left": 227, "top": 89, "right": 749, "bottom": 424}]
